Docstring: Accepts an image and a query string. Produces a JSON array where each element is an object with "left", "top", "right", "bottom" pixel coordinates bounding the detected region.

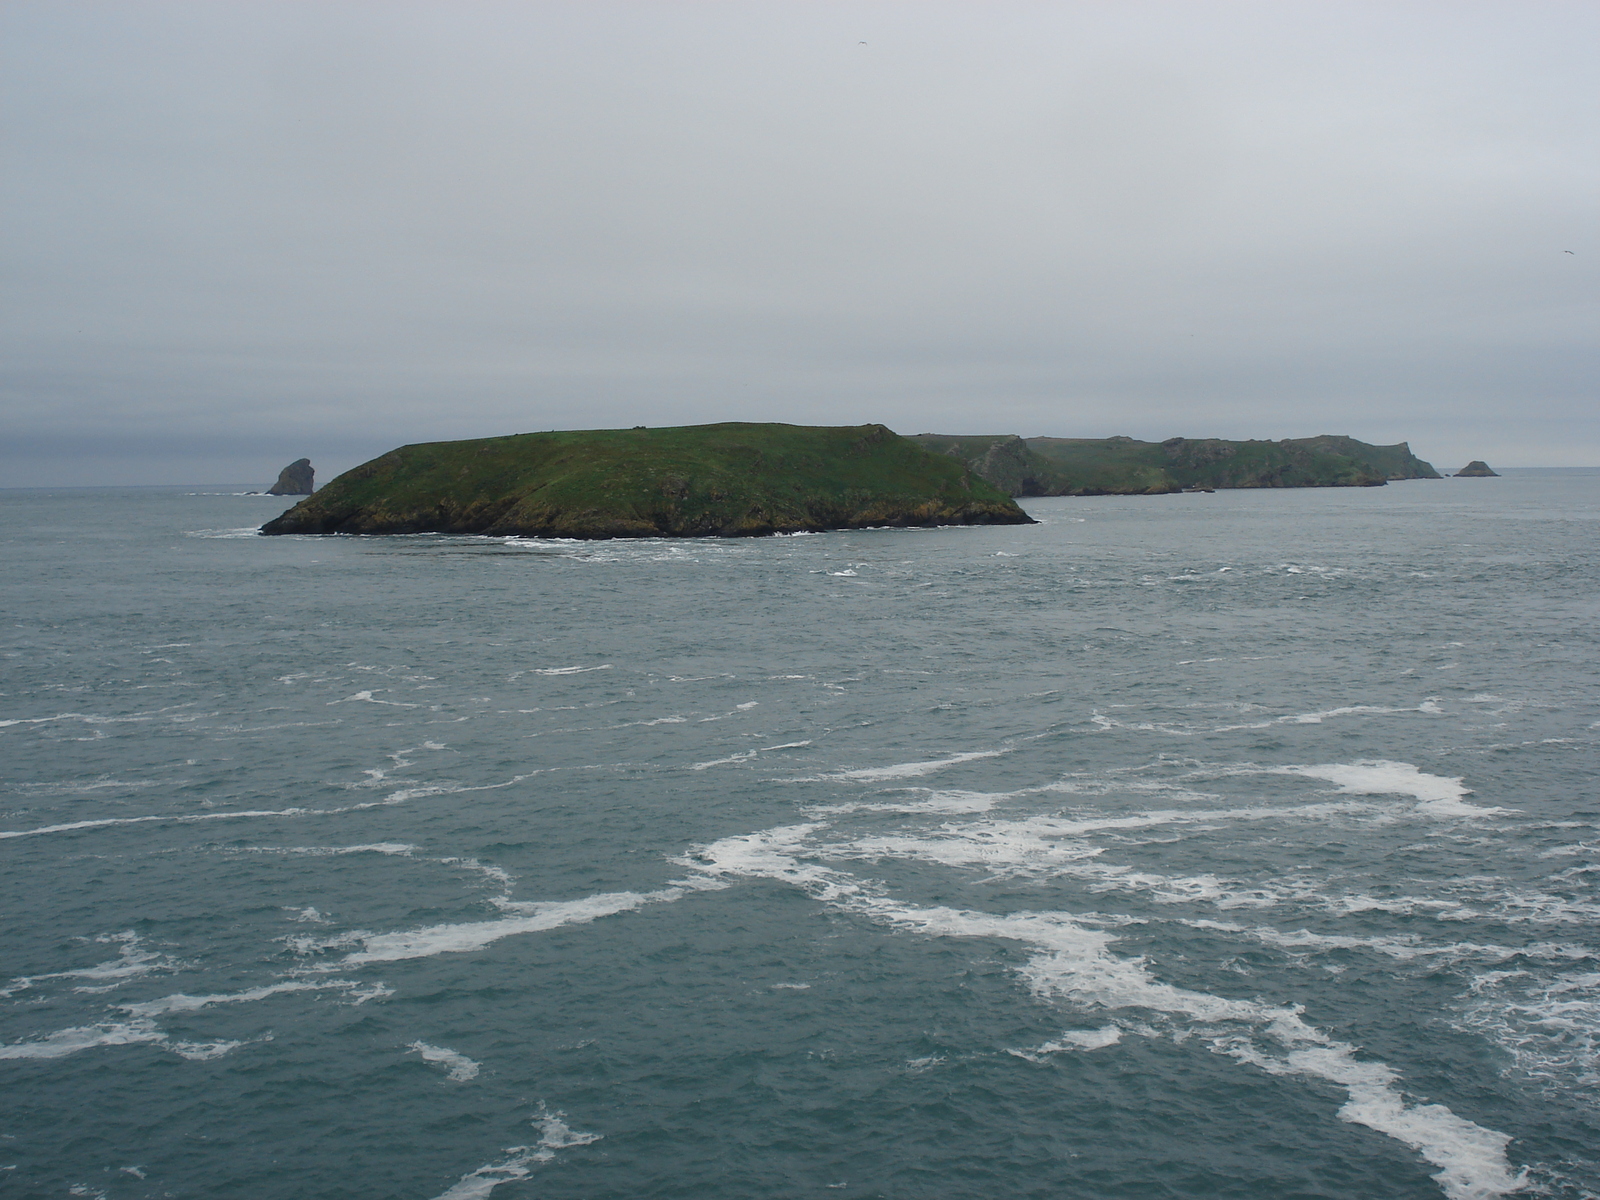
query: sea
[{"left": 2, "top": 471, "right": 1597, "bottom": 1200}]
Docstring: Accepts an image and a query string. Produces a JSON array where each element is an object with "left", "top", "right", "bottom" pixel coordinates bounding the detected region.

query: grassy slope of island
[
  {"left": 909, "top": 433, "right": 1441, "bottom": 496},
  {"left": 261, "top": 422, "right": 1033, "bottom": 538}
]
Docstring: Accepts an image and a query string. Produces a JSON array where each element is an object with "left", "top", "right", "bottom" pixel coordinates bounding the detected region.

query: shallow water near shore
[{"left": 2, "top": 471, "right": 1598, "bottom": 1199}]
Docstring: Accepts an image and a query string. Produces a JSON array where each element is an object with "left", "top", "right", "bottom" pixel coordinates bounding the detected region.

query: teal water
[{"left": 2, "top": 474, "right": 1597, "bottom": 1199}]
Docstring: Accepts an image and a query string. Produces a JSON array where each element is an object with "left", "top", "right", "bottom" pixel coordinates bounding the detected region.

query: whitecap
[
  {"left": 1009, "top": 1025, "right": 1124, "bottom": 1060},
  {"left": 531, "top": 665, "right": 613, "bottom": 676},
  {"left": 0, "top": 932, "right": 181, "bottom": 999},
  {"left": 0, "top": 1020, "right": 168, "bottom": 1060},
  {"left": 1224, "top": 1042, "right": 1526, "bottom": 1200},
  {"left": 334, "top": 888, "right": 686, "bottom": 965},
  {"left": 0, "top": 1019, "right": 259, "bottom": 1064},
  {"left": 327, "top": 690, "right": 418, "bottom": 708},
  {"left": 1457, "top": 970, "right": 1600, "bottom": 1094},
  {"left": 430, "top": 1109, "right": 600, "bottom": 1200},
  {"left": 827, "top": 750, "right": 1007, "bottom": 782},
  {"left": 1276, "top": 760, "right": 1508, "bottom": 816},
  {"left": 408, "top": 1040, "right": 481, "bottom": 1081},
  {"left": 823, "top": 788, "right": 1008, "bottom": 815},
  {"left": 118, "top": 978, "right": 387, "bottom": 1018},
  {"left": 690, "top": 751, "right": 757, "bottom": 771},
  {"left": 686, "top": 822, "right": 1527, "bottom": 1200},
  {"left": 242, "top": 843, "right": 417, "bottom": 858},
  {"left": 1280, "top": 703, "right": 1433, "bottom": 725}
]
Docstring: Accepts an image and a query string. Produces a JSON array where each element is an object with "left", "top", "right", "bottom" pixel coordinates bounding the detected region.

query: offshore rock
[
  {"left": 260, "top": 423, "right": 1034, "bottom": 539},
  {"left": 266, "top": 459, "right": 315, "bottom": 495},
  {"left": 1455, "top": 460, "right": 1500, "bottom": 477}
]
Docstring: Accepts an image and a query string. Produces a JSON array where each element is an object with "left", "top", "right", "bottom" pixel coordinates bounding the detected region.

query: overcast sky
[{"left": 3, "top": 1, "right": 1596, "bottom": 485}]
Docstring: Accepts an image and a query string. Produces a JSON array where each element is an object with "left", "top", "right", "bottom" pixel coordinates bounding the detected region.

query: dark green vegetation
[
  {"left": 261, "top": 423, "right": 1033, "bottom": 538},
  {"left": 909, "top": 433, "right": 1441, "bottom": 496},
  {"left": 1455, "top": 460, "right": 1500, "bottom": 477}
]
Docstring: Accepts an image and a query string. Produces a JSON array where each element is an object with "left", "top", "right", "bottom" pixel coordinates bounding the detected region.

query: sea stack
[
  {"left": 1455, "top": 460, "right": 1500, "bottom": 477},
  {"left": 267, "top": 458, "right": 315, "bottom": 495}
]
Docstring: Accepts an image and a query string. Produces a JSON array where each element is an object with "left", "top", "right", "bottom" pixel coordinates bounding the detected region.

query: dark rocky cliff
[
  {"left": 909, "top": 433, "right": 1441, "bottom": 496},
  {"left": 266, "top": 459, "right": 315, "bottom": 496}
]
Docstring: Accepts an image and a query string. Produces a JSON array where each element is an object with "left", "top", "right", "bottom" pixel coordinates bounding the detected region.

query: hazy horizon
[{"left": 4, "top": 1, "right": 1596, "bottom": 487}]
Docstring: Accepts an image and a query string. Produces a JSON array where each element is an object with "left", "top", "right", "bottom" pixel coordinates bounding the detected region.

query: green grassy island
[
  {"left": 909, "top": 433, "right": 1441, "bottom": 496},
  {"left": 260, "top": 422, "right": 1034, "bottom": 538}
]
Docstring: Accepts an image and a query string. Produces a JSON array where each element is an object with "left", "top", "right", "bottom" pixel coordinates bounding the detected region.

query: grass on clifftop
[
  {"left": 910, "top": 433, "right": 1441, "bottom": 496},
  {"left": 261, "top": 422, "right": 1032, "bottom": 538}
]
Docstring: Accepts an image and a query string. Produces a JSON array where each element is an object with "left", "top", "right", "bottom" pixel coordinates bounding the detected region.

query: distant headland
[
  {"left": 909, "top": 433, "right": 1441, "bottom": 496},
  {"left": 260, "top": 423, "right": 1033, "bottom": 538}
]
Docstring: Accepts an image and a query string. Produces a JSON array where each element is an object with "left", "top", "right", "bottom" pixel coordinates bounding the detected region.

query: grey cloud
[{"left": 3, "top": 0, "right": 1596, "bottom": 485}]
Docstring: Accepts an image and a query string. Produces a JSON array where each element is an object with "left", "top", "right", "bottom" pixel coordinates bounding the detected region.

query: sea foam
[
  {"left": 335, "top": 888, "right": 686, "bottom": 965},
  {"left": 430, "top": 1109, "right": 601, "bottom": 1200},
  {"left": 687, "top": 821, "right": 1528, "bottom": 1200},
  {"left": 408, "top": 1041, "right": 481, "bottom": 1081},
  {"left": 1277, "top": 760, "right": 1507, "bottom": 816}
]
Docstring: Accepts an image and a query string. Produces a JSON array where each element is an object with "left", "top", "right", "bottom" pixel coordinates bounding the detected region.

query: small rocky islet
[
  {"left": 261, "top": 423, "right": 1445, "bottom": 540},
  {"left": 266, "top": 458, "right": 315, "bottom": 496},
  {"left": 1454, "top": 460, "right": 1500, "bottom": 477}
]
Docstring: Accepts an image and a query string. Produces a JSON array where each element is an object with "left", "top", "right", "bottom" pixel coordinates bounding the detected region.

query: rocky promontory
[
  {"left": 266, "top": 458, "right": 315, "bottom": 495},
  {"left": 909, "top": 433, "right": 1442, "bottom": 496},
  {"left": 1454, "top": 460, "right": 1500, "bottom": 477},
  {"left": 260, "top": 423, "right": 1033, "bottom": 538}
]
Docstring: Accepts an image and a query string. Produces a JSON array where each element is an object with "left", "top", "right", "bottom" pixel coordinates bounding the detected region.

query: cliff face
[
  {"left": 261, "top": 423, "right": 1033, "bottom": 538},
  {"left": 266, "top": 459, "right": 315, "bottom": 495},
  {"left": 908, "top": 433, "right": 1441, "bottom": 497}
]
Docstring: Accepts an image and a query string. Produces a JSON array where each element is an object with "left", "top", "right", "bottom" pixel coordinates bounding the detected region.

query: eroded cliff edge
[{"left": 909, "top": 433, "right": 1441, "bottom": 496}]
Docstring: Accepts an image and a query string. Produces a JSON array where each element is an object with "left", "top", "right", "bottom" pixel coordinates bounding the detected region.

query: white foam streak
[
  {"left": 690, "top": 751, "right": 757, "bottom": 771},
  {"left": 338, "top": 889, "right": 684, "bottom": 965},
  {"left": 0, "top": 807, "right": 321, "bottom": 840},
  {"left": 0, "top": 1020, "right": 167, "bottom": 1060},
  {"left": 0, "top": 1019, "right": 248, "bottom": 1063},
  {"left": 0, "top": 767, "right": 539, "bottom": 839},
  {"left": 0, "top": 932, "right": 179, "bottom": 998},
  {"left": 687, "top": 822, "right": 1526, "bottom": 1200},
  {"left": 829, "top": 750, "right": 1006, "bottom": 781},
  {"left": 1458, "top": 970, "right": 1600, "bottom": 1092},
  {"left": 824, "top": 789, "right": 1007, "bottom": 815},
  {"left": 117, "top": 978, "right": 384, "bottom": 1018},
  {"left": 1281, "top": 702, "right": 1440, "bottom": 725},
  {"left": 430, "top": 1110, "right": 600, "bottom": 1200},
  {"left": 328, "top": 690, "right": 419, "bottom": 707},
  {"left": 1277, "top": 760, "right": 1507, "bottom": 816},
  {"left": 1010, "top": 1025, "right": 1125, "bottom": 1060},
  {"left": 1228, "top": 1043, "right": 1526, "bottom": 1200}
]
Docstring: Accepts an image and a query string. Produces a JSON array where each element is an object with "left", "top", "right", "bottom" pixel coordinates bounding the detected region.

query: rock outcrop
[
  {"left": 261, "top": 424, "right": 1033, "bottom": 539},
  {"left": 266, "top": 459, "right": 315, "bottom": 495},
  {"left": 1454, "top": 461, "right": 1500, "bottom": 477}
]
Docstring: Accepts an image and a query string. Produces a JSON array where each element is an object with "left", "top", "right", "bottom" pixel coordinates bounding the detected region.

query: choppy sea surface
[{"left": 2, "top": 472, "right": 1598, "bottom": 1200}]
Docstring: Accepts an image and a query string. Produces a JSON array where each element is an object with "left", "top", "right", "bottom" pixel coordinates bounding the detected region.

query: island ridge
[{"left": 261, "top": 422, "right": 1033, "bottom": 538}]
